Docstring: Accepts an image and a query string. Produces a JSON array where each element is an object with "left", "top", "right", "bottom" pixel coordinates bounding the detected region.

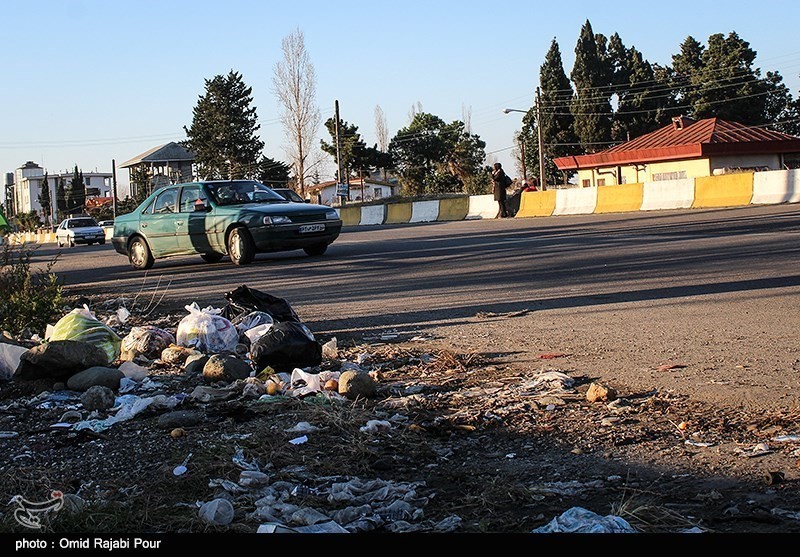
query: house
[
  {"left": 119, "top": 142, "right": 195, "bottom": 198},
  {"left": 554, "top": 117, "right": 800, "bottom": 187},
  {"left": 307, "top": 175, "right": 401, "bottom": 206},
  {"left": 11, "top": 161, "right": 112, "bottom": 222}
]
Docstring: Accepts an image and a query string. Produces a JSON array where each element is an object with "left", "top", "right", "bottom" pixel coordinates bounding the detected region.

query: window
[
  {"left": 374, "top": 188, "right": 383, "bottom": 198},
  {"left": 597, "top": 179, "right": 606, "bottom": 187},
  {"left": 582, "top": 179, "right": 591, "bottom": 188},
  {"left": 153, "top": 189, "right": 178, "bottom": 214},
  {"left": 652, "top": 171, "right": 687, "bottom": 181},
  {"left": 179, "top": 186, "right": 206, "bottom": 212}
]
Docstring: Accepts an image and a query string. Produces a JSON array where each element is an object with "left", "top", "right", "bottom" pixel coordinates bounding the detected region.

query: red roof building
[{"left": 553, "top": 117, "right": 800, "bottom": 187}]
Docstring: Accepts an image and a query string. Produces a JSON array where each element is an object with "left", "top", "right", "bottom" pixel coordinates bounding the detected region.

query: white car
[{"left": 56, "top": 217, "right": 106, "bottom": 247}]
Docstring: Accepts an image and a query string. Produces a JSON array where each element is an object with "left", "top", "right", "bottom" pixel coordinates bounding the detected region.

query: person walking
[{"left": 491, "top": 162, "right": 510, "bottom": 218}]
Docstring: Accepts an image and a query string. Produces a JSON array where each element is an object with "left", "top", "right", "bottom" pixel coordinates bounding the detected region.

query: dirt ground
[{"left": 2, "top": 287, "right": 800, "bottom": 536}]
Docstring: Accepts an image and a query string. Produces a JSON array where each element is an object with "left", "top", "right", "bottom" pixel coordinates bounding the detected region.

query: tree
[
  {"left": 67, "top": 166, "right": 85, "bottom": 215},
  {"left": 374, "top": 105, "right": 391, "bottom": 179},
  {"left": 671, "top": 36, "right": 705, "bottom": 110},
  {"left": 273, "top": 28, "right": 320, "bottom": 196},
  {"left": 130, "top": 166, "right": 152, "bottom": 203},
  {"left": 570, "top": 20, "right": 613, "bottom": 153},
  {"left": 37, "top": 172, "right": 52, "bottom": 226},
  {"left": 184, "top": 70, "right": 264, "bottom": 181},
  {"left": 256, "top": 156, "right": 291, "bottom": 187},
  {"left": 321, "top": 118, "right": 371, "bottom": 181},
  {"left": 612, "top": 47, "right": 667, "bottom": 141},
  {"left": 55, "top": 177, "right": 67, "bottom": 220}
]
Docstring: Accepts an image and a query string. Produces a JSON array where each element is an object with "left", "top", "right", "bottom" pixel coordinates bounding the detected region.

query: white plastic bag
[{"left": 176, "top": 303, "right": 238, "bottom": 354}]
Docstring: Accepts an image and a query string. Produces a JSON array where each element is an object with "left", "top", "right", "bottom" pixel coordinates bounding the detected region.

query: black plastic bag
[
  {"left": 250, "top": 321, "right": 322, "bottom": 372},
  {"left": 222, "top": 285, "right": 300, "bottom": 324}
]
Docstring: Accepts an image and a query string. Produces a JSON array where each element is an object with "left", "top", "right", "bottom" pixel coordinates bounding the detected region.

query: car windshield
[
  {"left": 275, "top": 189, "right": 305, "bottom": 203},
  {"left": 68, "top": 218, "right": 98, "bottom": 228},
  {"left": 205, "top": 181, "right": 286, "bottom": 206}
]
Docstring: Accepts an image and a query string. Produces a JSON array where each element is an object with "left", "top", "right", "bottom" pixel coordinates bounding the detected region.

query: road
[{"left": 34, "top": 202, "right": 800, "bottom": 411}]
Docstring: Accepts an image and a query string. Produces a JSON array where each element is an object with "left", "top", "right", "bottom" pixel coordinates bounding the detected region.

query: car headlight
[
  {"left": 263, "top": 216, "right": 292, "bottom": 225},
  {"left": 325, "top": 210, "right": 339, "bottom": 220}
]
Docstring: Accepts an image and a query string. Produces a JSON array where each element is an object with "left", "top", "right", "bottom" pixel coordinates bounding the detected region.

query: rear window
[{"left": 68, "top": 218, "right": 98, "bottom": 228}]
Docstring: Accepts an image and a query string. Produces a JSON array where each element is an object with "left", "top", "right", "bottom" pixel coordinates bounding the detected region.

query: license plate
[{"left": 299, "top": 224, "right": 325, "bottom": 233}]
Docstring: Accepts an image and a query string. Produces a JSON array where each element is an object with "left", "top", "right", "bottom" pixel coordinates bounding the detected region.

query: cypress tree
[{"left": 570, "top": 20, "right": 613, "bottom": 153}]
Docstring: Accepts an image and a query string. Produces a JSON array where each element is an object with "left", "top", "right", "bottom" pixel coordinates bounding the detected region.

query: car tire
[
  {"left": 69, "top": 238, "right": 75, "bottom": 247},
  {"left": 228, "top": 227, "right": 255, "bottom": 265},
  {"left": 57, "top": 239, "right": 63, "bottom": 247},
  {"left": 88, "top": 242, "right": 94, "bottom": 246},
  {"left": 129, "top": 236, "right": 154, "bottom": 270},
  {"left": 99, "top": 238, "right": 106, "bottom": 245},
  {"left": 201, "top": 252, "right": 224, "bottom": 263},
  {"left": 303, "top": 243, "right": 328, "bottom": 257}
]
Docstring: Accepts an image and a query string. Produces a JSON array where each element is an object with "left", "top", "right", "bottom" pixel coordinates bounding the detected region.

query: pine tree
[
  {"left": 613, "top": 48, "right": 666, "bottom": 141},
  {"left": 570, "top": 20, "right": 613, "bottom": 153},
  {"left": 37, "top": 172, "right": 52, "bottom": 225},
  {"left": 67, "top": 166, "right": 85, "bottom": 214},
  {"left": 184, "top": 70, "right": 264, "bottom": 180},
  {"left": 256, "top": 156, "right": 291, "bottom": 187},
  {"left": 56, "top": 177, "right": 67, "bottom": 219}
]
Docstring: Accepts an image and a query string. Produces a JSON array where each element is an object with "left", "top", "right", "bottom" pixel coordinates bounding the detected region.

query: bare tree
[
  {"left": 461, "top": 104, "right": 472, "bottom": 135},
  {"left": 407, "top": 101, "right": 423, "bottom": 124},
  {"left": 374, "top": 105, "right": 389, "bottom": 152},
  {"left": 273, "top": 28, "right": 320, "bottom": 196}
]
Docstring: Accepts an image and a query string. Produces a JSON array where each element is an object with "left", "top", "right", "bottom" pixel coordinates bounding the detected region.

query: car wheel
[
  {"left": 57, "top": 239, "right": 63, "bottom": 247},
  {"left": 303, "top": 243, "right": 328, "bottom": 257},
  {"left": 129, "top": 237, "right": 154, "bottom": 270},
  {"left": 99, "top": 238, "right": 106, "bottom": 245},
  {"left": 88, "top": 241, "right": 94, "bottom": 246},
  {"left": 228, "top": 227, "right": 255, "bottom": 265},
  {"left": 69, "top": 238, "right": 75, "bottom": 247},
  {"left": 201, "top": 252, "right": 224, "bottom": 263}
]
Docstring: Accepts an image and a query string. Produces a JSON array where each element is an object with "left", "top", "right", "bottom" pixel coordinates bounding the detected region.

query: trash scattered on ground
[
  {"left": 198, "top": 498, "right": 234, "bottom": 525},
  {"left": 656, "top": 363, "right": 688, "bottom": 372},
  {"left": 177, "top": 303, "right": 239, "bottom": 353},
  {"left": 49, "top": 306, "right": 122, "bottom": 364},
  {"left": 685, "top": 440, "right": 716, "bottom": 448},
  {"left": 736, "top": 442, "right": 773, "bottom": 458},
  {"left": 532, "top": 507, "right": 637, "bottom": 533},
  {"left": 538, "top": 352, "right": 570, "bottom": 359},
  {"left": 360, "top": 420, "right": 391, "bottom": 433},
  {"left": 120, "top": 326, "right": 175, "bottom": 361},
  {"left": 289, "top": 435, "right": 308, "bottom": 445},
  {"left": 763, "top": 470, "right": 785, "bottom": 485},
  {"left": 173, "top": 453, "right": 193, "bottom": 476}
]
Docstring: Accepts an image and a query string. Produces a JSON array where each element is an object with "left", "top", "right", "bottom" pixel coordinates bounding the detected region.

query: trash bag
[
  {"left": 49, "top": 306, "right": 122, "bottom": 363},
  {"left": 222, "top": 285, "right": 300, "bottom": 324},
  {"left": 120, "top": 325, "right": 175, "bottom": 360},
  {"left": 176, "top": 303, "right": 239, "bottom": 354},
  {"left": 532, "top": 507, "right": 636, "bottom": 533},
  {"left": 250, "top": 321, "right": 322, "bottom": 373},
  {"left": 232, "top": 311, "right": 275, "bottom": 345}
]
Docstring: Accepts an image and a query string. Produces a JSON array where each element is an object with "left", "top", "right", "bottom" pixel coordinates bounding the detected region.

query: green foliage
[
  {"left": 37, "top": 172, "right": 52, "bottom": 226},
  {"left": 257, "top": 156, "right": 291, "bottom": 187},
  {"left": 12, "top": 211, "right": 42, "bottom": 233},
  {"left": 462, "top": 172, "right": 491, "bottom": 195},
  {"left": 129, "top": 167, "right": 152, "bottom": 204},
  {"left": 67, "top": 165, "right": 85, "bottom": 215},
  {"left": 55, "top": 177, "right": 67, "bottom": 218},
  {"left": 184, "top": 70, "right": 265, "bottom": 180},
  {"left": 570, "top": 20, "right": 613, "bottom": 152},
  {"left": 0, "top": 242, "right": 63, "bottom": 336}
]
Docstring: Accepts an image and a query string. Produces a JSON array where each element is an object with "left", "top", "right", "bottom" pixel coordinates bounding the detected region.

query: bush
[{"left": 0, "top": 241, "right": 63, "bottom": 336}]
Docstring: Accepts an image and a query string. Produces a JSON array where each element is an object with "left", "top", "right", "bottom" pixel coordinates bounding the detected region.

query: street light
[{"left": 503, "top": 87, "right": 546, "bottom": 190}]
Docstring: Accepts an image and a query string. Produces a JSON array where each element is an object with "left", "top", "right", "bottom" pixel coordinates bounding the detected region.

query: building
[
  {"left": 307, "top": 175, "right": 401, "bottom": 206},
  {"left": 11, "top": 161, "right": 112, "bottom": 223},
  {"left": 119, "top": 142, "right": 195, "bottom": 199},
  {"left": 554, "top": 117, "right": 800, "bottom": 187}
]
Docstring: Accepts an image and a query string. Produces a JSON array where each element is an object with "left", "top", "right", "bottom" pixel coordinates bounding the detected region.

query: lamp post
[{"left": 504, "top": 88, "right": 545, "bottom": 190}]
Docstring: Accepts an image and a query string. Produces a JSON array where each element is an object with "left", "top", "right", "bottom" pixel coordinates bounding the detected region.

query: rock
[
  {"left": 183, "top": 353, "right": 209, "bottom": 374},
  {"left": 161, "top": 345, "right": 201, "bottom": 366},
  {"left": 157, "top": 410, "right": 203, "bottom": 429},
  {"left": 586, "top": 382, "right": 617, "bottom": 403},
  {"left": 338, "top": 370, "right": 377, "bottom": 399},
  {"left": 120, "top": 326, "right": 175, "bottom": 361},
  {"left": 67, "top": 366, "right": 123, "bottom": 391},
  {"left": 80, "top": 385, "right": 116, "bottom": 411},
  {"left": 118, "top": 361, "right": 149, "bottom": 382},
  {"left": 15, "top": 340, "right": 109, "bottom": 381},
  {"left": 203, "top": 355, "right": 252, "bottom": 383},
  {"left": 199, "top": 498, "right": 234, "bottom": 526},
  {"left": 53, "top": 382, "right": 66, "bottom": 391}
]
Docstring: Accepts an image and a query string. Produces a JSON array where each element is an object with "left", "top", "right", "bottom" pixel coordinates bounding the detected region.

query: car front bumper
[{"left": 249, "top": 221, "right": 343, "bottom": 252}]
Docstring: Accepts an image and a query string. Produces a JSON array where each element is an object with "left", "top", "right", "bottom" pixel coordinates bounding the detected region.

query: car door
[
  {"left": 56, "top": 220, "right": 67, "bottom": 244},
  {"left": 176, "top": 185, "right": 217, "bottom": 254},
  {"left": 138, "top": 188, "right": 179, "bottom": 256}
]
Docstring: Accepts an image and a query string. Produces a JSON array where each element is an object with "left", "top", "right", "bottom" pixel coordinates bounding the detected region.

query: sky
[{"left": 3, "top": 0, "right": 800, "bottom": 202}]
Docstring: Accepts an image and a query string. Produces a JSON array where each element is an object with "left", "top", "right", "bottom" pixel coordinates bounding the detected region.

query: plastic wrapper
[
  {"left": 532, "top": 507, "right": 636, "bottom": 533},
  {"left": 49, "top": 306, "right": 121, "bottom": 363},
  {"left": 176, "top": 303, "right": 238, "bottom": 354},
  {"left": 222, "top": 285, "right": 300, "bottom": 323},
  {"left": 120, "top": 325, "right": 175, "bottom": 360},
  {"left": 250, "top": 321, "right": 321, "bottom": 372}
]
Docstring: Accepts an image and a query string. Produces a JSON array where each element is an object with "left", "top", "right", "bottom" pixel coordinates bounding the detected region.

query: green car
[{"left": 112, "top": 180, "right": 343, "bottom": 270}]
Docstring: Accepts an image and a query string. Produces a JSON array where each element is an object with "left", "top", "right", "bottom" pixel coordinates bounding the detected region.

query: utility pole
[
  {"left": 536, "top": 87, "right": 546, "bottom": 190},
  {"left": 334, "top": 99, "right": 346, "bottom": 206},
  {"left": 111, "top": 159, "right": 117, "bottom": 219}
]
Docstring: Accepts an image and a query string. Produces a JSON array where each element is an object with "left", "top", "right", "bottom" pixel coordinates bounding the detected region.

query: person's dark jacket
[{"left": 492, "top": 169, "right": 508, "bottom": 201}]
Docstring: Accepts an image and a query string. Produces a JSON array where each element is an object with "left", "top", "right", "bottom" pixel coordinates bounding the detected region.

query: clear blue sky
[{"left": 2, "top": 0, "right": 800, "bottom": 200}]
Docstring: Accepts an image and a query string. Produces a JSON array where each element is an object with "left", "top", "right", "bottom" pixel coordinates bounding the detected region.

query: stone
[
  {"left": 198, "top": 498, "right": 234, "bottom": 526},
  {"left": 80, "top": 385, "right": 116, "bottom": 411},
  {"left": 203, "top": 355, "right": 252, "bottom": 383},
  {"left": 183, "top": 353, "right": 209, "bottom": 374},
  {"left": 118, "top": 361, "right": 149, "bottom": 382},
  {"left": 586, "top": 382, "right": 617, "bottom": 403},
  {"left": 157, "top": 410, "right": 203, "bottom": 429},
  {"left": 338, "top": 370, "right": 377, "bottom": 400},
  {"left": 14, "top": 340, "right": 108, "bottom": 381},
  {"left": 67, "top": 366, "right": 124, "bottom": 391},
  {"left": 161, "top": 345, "right": 201, "bottom": 366}
]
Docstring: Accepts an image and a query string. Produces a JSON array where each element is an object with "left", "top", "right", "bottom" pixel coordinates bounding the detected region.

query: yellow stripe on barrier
[
  {"left": 385, "top": 202, "right": 412, "bottom": 224},
  {"left": 437, "top": 197, "right": 469, "bottom": 221},
  {"left": 595, "top": 183, "right": 644, "bottom": 213},
  {"left": 338, "top": 206, "right": 361, "bottom": 227},
  {"left": 516, "top": 191, "right": 556, "bottom": 217},
  {"left": 692, "top": 173, "right": 753, "bottom": 208}
]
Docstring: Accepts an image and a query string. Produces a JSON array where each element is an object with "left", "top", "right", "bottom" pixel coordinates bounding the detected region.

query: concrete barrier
[
  {"left": 359, "top": 205, "right": 385, "bottom": 225},
  {"left": 641, "top": 179, "right": 694, "bottom": 211},
  {"left": 437, "top": 197, "right": 469, "bottom": 221},
  {"left": 337, "top": 206, "right": 362, "bottom": 227},
  {"left": 752, "top": 169, "right": 800, "bottom": 205},
  {"left": 595, "top": 183, "right": 644, "bottom": 213},
  {"left": 410, "top": 200, "right": 440, "bottom": 223},
  {"left": 466, "top": 194, "right": 498, "bottom": 219},
  {"left": 516, "top": 191, "right": 556, "bottom": 217},
  {"left": 385, "top": 202, "right": 412, "bottom": 224},
  {"left": 553, "top": 187, "right": 597, "bottom": 215},
  {"left": 693, "top": 173, "right": 753, "bottom": 208}
]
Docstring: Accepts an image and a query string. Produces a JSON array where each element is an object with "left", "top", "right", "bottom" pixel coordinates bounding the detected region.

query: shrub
[{"left": 0, "top": 241, "right": 63, "bottom": 336}]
